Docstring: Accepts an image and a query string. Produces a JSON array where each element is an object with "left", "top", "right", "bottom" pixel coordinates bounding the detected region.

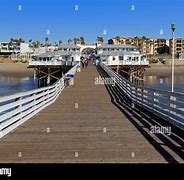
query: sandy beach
[
  {"left": 0, "top": 63, "right": 184, "bottom": 78},
  {"left": 0, "top": 63, "right": 33, "bottom": 78},
  {"left": 145, "top": 64, "right": 184, "bottom": 76}
]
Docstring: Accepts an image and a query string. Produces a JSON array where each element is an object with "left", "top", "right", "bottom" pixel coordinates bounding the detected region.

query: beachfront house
[
  {"left": 58, "top": 44, "right": 81, "bottom": 61},
  {"left": 100, "top": 51, "right": 148, "bottom": 66},
  {"left": 0, "top": 42, "right": 20, "bottom": 54},
  {"left": 97, "top": 44, "right": 148, "bottom": 66},
  {"left": 31, "top": 50, "right": 81, "bottom": 66}
]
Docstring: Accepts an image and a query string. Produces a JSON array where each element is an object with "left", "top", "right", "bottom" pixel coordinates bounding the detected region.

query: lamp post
[{"left": 171, "top": 23, "right": 176, "bottom": 92}]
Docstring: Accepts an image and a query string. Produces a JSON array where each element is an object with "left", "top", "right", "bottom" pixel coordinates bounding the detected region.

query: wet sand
[
  {"left": 145, "top": 64, "right": 184, "bottom": 76},
  {"left": 0, "top": 63, "right": 33, "bottom": 78}
]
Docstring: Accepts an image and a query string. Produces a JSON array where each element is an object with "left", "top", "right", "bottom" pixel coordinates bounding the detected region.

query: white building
[
  {"left": 20, "top": 43, "right": 33, "bottom": 53},
  {"left": 0, "top": 42, "right": 20, "bottom": 54},
  {"left": 0, "top": 42, "right": 33, "bottom": 53},
  {"left": 100, "top": 51, "right": 148, "bottom": 66},
  {"left": 97, "top": 44, "right": 148, "bottom": 66},
  {"left": 58, "top": 44, "right": 81, "bottom": 61},
  {"left": 97, "top": 44, "right": 140, "bottom": 55},
  {"left": 32, "top": 50, "right": 81, "bottom": 66}
]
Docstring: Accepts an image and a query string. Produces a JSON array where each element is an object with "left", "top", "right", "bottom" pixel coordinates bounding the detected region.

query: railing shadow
[{"left": 97, "top": 65, "right": 184, "bottom": 163}]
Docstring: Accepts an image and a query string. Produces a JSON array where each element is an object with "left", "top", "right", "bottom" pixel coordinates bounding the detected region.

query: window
[
  {"left": 177, "top": 44, "right": 182, "bottom": 47},
  {"left": 128, "top": 57, "right": 131, "bottom": 61},
  {"left": 119, "top": 56, "right": 124, "bottom": 60}
]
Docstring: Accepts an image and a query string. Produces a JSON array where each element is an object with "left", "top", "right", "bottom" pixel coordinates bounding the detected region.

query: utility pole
[{"left": 171, "top": 23, "right": 176, "bottom": 92}]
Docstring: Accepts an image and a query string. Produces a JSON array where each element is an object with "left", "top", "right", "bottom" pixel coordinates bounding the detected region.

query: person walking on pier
[
  {"left": 84, "top": 59, "right": 88, "bottom": 68},
  {"left": 81, "top": 60, "right": 85, "bottom": 68}
]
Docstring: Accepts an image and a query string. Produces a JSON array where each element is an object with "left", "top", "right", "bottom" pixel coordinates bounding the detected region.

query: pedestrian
[
  {"left": 81, "top": 60, "right": 84, "bottom": 68},
  {"left": 85, "top": 60, "right": 88, "bottom": 68}
]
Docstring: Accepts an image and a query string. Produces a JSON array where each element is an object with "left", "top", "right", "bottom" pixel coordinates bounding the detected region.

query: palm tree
[
  {"left": 28, "top": 39, "right": 32, "bottom": 47},
  {"left": 59, "top": 40, "right": 62, "bottom": 45},
  {"left": 142, "top": 36, "right": 147, "bottom": 40},
  {"left": 10, "top": 38, "right": 14, "bottom": 42},
  {"left": 45, "top": 37, "right": 49, "bottom": 45},
  {"left": 18, "top": 38, "right": 25, "bottom": 44},
  {"left": 33, "top": 41, "right": 40, "bottom": 54},
  {"left": 73, "top": 38, "right": 80, "bottom": 44},
  {"left": 45, "top": 37, "right": 49, "bottom": 51},
  {"left": 67, "top": 39, "right": 72, "bottom": 44},
  {"left": 79, "top": 36, "right": 85, "bottom": 44},
  {"left": 108, "top": 39, "right": 114, "bottom": 44},
  {"left": 8, "top": 38, "right": 14, "bottom": 50},
  {"left": 9, "top": 38, "right": 17, "bottom": 53},
  {"left": 96, "top": 37, "right": 104, "bottom": 44}
]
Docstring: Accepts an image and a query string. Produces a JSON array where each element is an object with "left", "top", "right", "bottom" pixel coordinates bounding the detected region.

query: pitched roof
[
  {"left": 97, "top": 44, "right": 138, "bottom": 49},
  {"left": 36, "top": 51, "right": 80, "bottom": 58},
  {"left": 100, "top": 51, "right": 140, "bottom": 56}
]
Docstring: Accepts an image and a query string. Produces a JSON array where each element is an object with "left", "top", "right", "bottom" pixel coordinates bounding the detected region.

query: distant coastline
[{"left": 145, "top": 64, "right": 184, "bottom": 76}]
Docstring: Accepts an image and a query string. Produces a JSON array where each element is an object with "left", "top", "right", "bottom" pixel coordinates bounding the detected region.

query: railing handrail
[
  {"left": 100, "top": 62, "right": 184, "bottom": 130},
  {"left": 29, "top": 60, "right": 79, "bottom": 66}
]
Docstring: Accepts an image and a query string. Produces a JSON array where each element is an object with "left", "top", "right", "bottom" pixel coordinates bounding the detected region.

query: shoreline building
[
  {"left": 169, "top": 38, "right": 184, "bottom": 57},
  {"left": 32, "top": 44, "right": 82, "bottom": 66},
  {"left": 0, "top": 41, "right": 33, "bottom": 61},
  {"left": 96, "top": 44, "right": 148, "bottom": 66},
  {"left": 32, "top": 44, "right": 148, "bottom": 66},
  {"left": 96, "top": 44, "right": 149, "bottom": 86}
]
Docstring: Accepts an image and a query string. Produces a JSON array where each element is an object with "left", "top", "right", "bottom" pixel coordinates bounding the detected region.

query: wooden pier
[
  {"left": 28, "top": 61, "right": 76, "bottom": 87},
  {"left": 109, "top": 65, "right": 149, "bottom": 86},
  {"left": 0, "top": 65, "right": 183, "bottom": 163}
]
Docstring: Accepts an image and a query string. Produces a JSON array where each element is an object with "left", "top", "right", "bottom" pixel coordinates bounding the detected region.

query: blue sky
[{"left": 0, "top": 0, "right": 183, "bottom": 44}]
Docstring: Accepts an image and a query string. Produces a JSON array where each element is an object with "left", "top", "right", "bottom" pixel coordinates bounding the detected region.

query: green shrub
[{"left": 149, "top": 59, "right": 159, "bottom": 64}]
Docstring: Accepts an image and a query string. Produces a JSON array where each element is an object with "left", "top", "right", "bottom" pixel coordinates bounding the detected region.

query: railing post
[
  {"left": 15, "top": 97, "right": 23, "bottom": 119},
  {"left": 170, "top": 95, "right": 176, "bottom": 116},
  {"left": 47, "top": 89, "right": 50, "bottom": 100},
  {"left": 31, "top": 93, "right": 36, "bottom": 109},
  {"left": 131, "top": 85, "right": 135, "bottom": 108}
]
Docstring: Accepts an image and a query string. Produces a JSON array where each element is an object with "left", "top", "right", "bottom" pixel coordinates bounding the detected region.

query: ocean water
[
  {"left": 144, "top": 75, "right": 184, "bottom": 93},
  {"left": 0, "top": 74, "right": 184, "bottom": 97},
  {"left": 0, "top": 76, "right": 38, "bottom": 97}
]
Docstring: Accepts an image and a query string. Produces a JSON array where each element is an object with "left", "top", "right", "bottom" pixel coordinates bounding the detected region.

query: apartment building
[
  {"left": 169, "top": 38, "right": 184, "bottom": 56},
  {"left": 0, "top": 40, "right": 33, "bottom": 55}
]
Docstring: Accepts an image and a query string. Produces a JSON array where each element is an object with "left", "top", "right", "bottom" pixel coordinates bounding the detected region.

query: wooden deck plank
[{"left": 0, "top": 65, "right": 181, "bottom": 163}]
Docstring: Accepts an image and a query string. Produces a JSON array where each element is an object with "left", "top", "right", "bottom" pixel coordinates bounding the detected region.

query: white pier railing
[
  {"left": 100, "top": 63, "right": 184, "bottom": 130},
  {"left": 0, "top": 63, "right": 79, "bottom": 138}
]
